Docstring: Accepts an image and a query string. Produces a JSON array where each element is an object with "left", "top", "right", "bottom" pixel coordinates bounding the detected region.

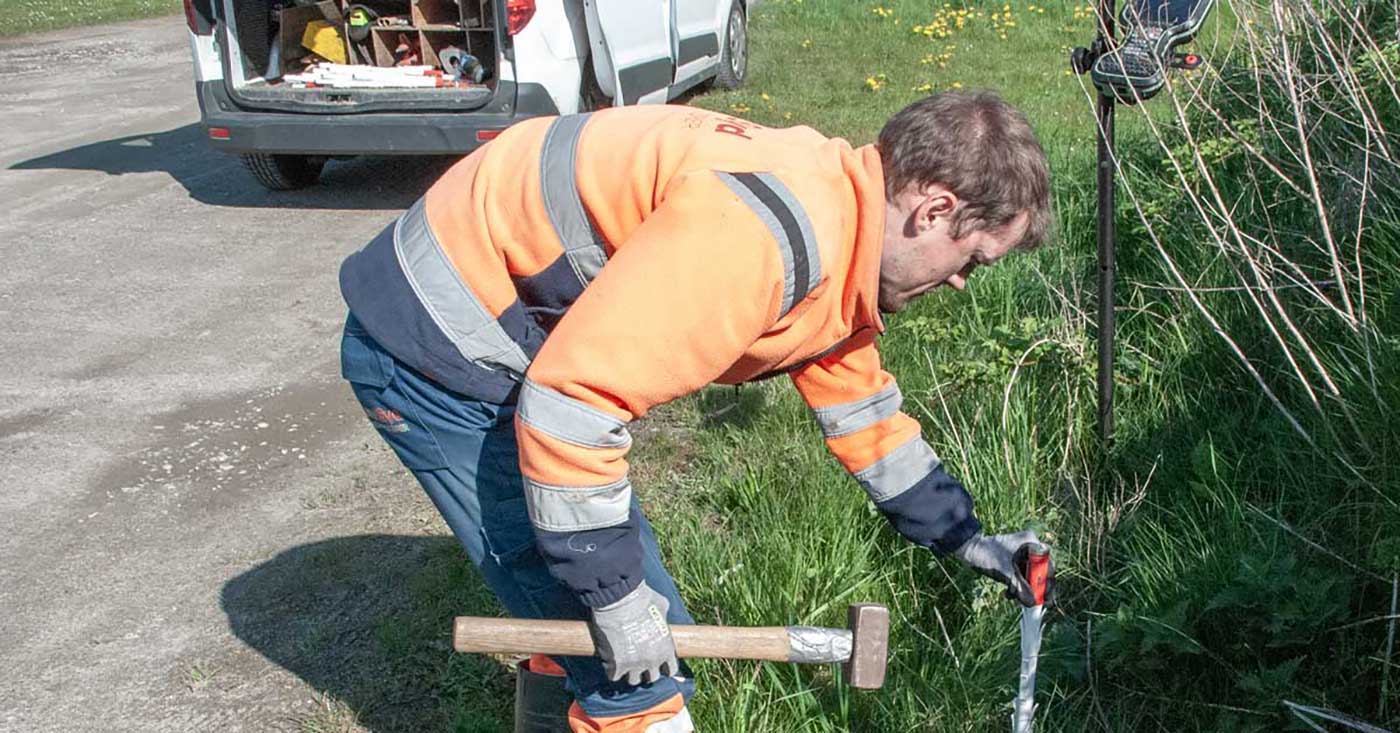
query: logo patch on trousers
[{"left": 366, "top": 407, "right": 411, "bottom": 433}]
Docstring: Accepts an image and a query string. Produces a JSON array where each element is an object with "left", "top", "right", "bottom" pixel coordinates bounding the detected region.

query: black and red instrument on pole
[{"left": 1069, "top": 0, "right": 1217, "bottom": 446}]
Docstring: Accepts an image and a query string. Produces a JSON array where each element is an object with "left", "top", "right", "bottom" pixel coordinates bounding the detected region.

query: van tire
[
  {"left": 240, "top": 153, "right": 325, "bottom": 190},
  {"left": 714, "top": 1, "right": 747, "bottom": 90}
]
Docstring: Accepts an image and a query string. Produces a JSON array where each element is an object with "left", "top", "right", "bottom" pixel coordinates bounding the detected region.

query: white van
[{"left": 184, "top": 0, "right": 748, "bottom": 189}]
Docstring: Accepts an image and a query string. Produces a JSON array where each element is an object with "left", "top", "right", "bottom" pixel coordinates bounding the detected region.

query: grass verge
[{"left": 0, "top": 0, "right": 181, "bottom": 37}]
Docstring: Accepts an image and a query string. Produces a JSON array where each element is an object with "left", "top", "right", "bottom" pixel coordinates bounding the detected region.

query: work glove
[
  {"left": 952, "top": 531, "right": 1056, "bottom": 608},
  {"left": 587, "top": 581, "right": 681, "bottom": 686}
]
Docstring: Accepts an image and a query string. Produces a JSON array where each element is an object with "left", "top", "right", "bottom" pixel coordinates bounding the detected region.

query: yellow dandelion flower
[
  {"left": 801, "top": 38, "right": 813, "bottom": 49},
  {"left": 952, "top": 82, "right": 963, "bottom": 88}
]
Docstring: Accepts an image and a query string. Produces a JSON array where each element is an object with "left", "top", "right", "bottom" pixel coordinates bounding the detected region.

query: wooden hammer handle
[{"left": 453, "top": 616, "right": 795, "bottom": 661}]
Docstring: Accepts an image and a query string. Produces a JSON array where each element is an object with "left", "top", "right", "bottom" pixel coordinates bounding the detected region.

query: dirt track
[{"left": 0, "top": 16, "right": 490, "bottom": 731}]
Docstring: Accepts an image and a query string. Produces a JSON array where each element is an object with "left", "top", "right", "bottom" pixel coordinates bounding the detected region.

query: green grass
[{"left": 0, "top": 0, "right": 181, "bottom": 37}]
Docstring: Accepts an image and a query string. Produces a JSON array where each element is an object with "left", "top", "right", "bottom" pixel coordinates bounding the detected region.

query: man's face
[{"left": 878, "top": 184, "right": 1028, "bottom": 313}]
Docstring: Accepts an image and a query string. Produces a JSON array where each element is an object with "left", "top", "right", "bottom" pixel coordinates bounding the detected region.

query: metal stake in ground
[
  {"left": 452, "top": 602, "right": 891, "bottom": 689},
  {"left": 1011, "top": 545, "right": 1053, "bottom": 733}
]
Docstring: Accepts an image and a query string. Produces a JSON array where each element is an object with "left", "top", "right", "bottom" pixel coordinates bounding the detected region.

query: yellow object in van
[{"left": 301, "top": 20, "right": 347, "bottom": 64}]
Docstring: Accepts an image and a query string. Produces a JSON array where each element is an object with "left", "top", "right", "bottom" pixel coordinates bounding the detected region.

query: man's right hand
[{"left": 587, "top": 581, "right": 681, "bottom": 686}]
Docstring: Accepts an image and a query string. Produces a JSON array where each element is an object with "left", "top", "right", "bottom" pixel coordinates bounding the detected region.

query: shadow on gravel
[
  {"left": 9, "top": 124, "right": 454, "bottom": 210},
  {"left": 222, "top": 534, "right": 515, "bottom": 732}
]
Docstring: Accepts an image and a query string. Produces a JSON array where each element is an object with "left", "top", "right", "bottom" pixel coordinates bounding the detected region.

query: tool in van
[
  {"left": 393, "top": 32, "right": 420, "bottom": 66},
  {"left": 346, "top": 4, "right": 377, "bottom": 43},
  {"left": 439, "top": 47, "right": 486, "bottom": 83}
]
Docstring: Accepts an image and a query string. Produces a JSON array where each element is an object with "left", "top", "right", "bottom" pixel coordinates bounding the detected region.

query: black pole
[
  {"left": 1095, "top": 93, "right": 1116, "bottom": 446},
  {"left": 1094, "top": 0, "right": 1117, "bottom": 448}
]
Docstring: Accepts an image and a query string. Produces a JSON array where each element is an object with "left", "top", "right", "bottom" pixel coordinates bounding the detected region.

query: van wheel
[
  {"left": 714, "top": 1, "right": 747, "bottom": 90},
  {"left": 240, "top": 153, "right": 325, "bottom": 190}
]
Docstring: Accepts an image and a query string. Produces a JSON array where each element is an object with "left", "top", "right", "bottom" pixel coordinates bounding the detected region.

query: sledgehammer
[{"left": 453, "top": 603, "right": 891, "bottom": 689}]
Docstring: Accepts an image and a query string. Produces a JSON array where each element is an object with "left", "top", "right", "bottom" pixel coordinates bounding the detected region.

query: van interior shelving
[{"left": 221, "top": 0, "right": 499, "bottom": 111}]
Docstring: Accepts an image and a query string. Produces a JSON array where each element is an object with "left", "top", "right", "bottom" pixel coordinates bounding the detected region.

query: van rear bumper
[{"left": 195, "top": 80, "right": 558, "bottom": 155}]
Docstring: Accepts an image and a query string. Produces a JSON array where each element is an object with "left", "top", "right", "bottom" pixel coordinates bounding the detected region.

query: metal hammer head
[{"left": 845, "top": 603, "right": 890, "bottom": 689}]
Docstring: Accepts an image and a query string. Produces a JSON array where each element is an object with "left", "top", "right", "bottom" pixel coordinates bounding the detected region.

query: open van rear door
[
  {"left": 584, "top": 0, "right": 675, "bottom": 105},
  {"left": 672, "top": 0, "right": 721, "bottom": 83}
]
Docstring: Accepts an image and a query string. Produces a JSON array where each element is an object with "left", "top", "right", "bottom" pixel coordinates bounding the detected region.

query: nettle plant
[{"left": 894, "top": 314, "right": 1097, "bottom": 389}]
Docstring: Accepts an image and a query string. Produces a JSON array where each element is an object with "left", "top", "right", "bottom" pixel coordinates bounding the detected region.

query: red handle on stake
[{"left": 1026, "top": 546, "right": 1051, "bottom": 607}]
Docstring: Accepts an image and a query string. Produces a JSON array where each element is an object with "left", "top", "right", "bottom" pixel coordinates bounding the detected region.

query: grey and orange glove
[
  {"left": 587, "top": 581, "right": 681, "bottom": 685},
  {"left": 953, "top": 531, "right": 1056, "bottom": 608}
]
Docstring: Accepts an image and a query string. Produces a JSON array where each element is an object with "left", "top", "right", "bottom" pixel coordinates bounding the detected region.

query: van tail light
[
  {"left": 184, "top": 0, "right": 213, "bottom": 35},
  {"left": 506, "top": 0, "right": 536, "bottom": 35}
]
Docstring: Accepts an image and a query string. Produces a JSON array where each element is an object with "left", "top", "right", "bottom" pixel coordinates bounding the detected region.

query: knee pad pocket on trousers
[
  {"left": 479, "top": 496, "right": 539, "bottom": 566},
  {"left": 343, "top": 330, "right": 450, "bottom": 471}
]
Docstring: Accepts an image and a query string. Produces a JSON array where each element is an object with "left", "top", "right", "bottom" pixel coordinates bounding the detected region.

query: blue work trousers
[{"left": 340, "top": 314, "right": 696, "bottom": 718}]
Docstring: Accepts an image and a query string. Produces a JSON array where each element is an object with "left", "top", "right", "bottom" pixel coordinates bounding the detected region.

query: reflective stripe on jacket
[{"left": 339, "top": 106, "right": 980, "bottom": 607}]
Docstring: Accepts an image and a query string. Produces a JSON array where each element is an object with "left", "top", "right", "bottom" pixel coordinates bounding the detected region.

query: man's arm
[
  {"left": 516, "top": 169, "right": 820, "bottom": 608},
  {"left": 789, "top": 332, "right": 983, "bottom": 554}
]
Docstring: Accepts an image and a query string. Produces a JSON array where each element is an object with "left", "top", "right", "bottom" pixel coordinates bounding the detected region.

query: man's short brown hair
[{"left": 877, "top": 90, "right": 1053, "bottom": 250}]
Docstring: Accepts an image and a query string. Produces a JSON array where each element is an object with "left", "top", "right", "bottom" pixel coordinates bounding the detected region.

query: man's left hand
[{"left": 952, "top": 530, "right": 1055, "bottom": 607}]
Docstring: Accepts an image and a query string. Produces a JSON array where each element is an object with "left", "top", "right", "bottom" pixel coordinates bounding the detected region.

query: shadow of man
[
  {"left": 221, "top": 534, "right": 515, "bottom": 732},
  {"left": 9, "top": 124, "right": 457, "bottom": 210},
  {"left": 697, "top": 384, "right": 767, "bottom": 431}
]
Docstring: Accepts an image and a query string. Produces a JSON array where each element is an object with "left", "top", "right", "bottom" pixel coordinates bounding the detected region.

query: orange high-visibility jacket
[{"left": 340, "top": 106, "right": 981, "bottom": 607}]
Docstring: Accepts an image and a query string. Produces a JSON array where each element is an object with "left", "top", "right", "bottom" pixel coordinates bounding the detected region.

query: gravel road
[{"left": 0, "top": 16, "right": 490, "bottom": 732}]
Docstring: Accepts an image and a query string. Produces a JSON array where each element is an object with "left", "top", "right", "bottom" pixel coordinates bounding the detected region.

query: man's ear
[{"left": 914, "top": 187, "right": 958, "bottom": 233}]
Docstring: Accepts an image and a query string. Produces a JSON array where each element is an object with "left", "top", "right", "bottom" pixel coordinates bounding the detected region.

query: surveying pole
[{"left": 1070, "top": 0, "right": 1216, "bottom": 447}]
